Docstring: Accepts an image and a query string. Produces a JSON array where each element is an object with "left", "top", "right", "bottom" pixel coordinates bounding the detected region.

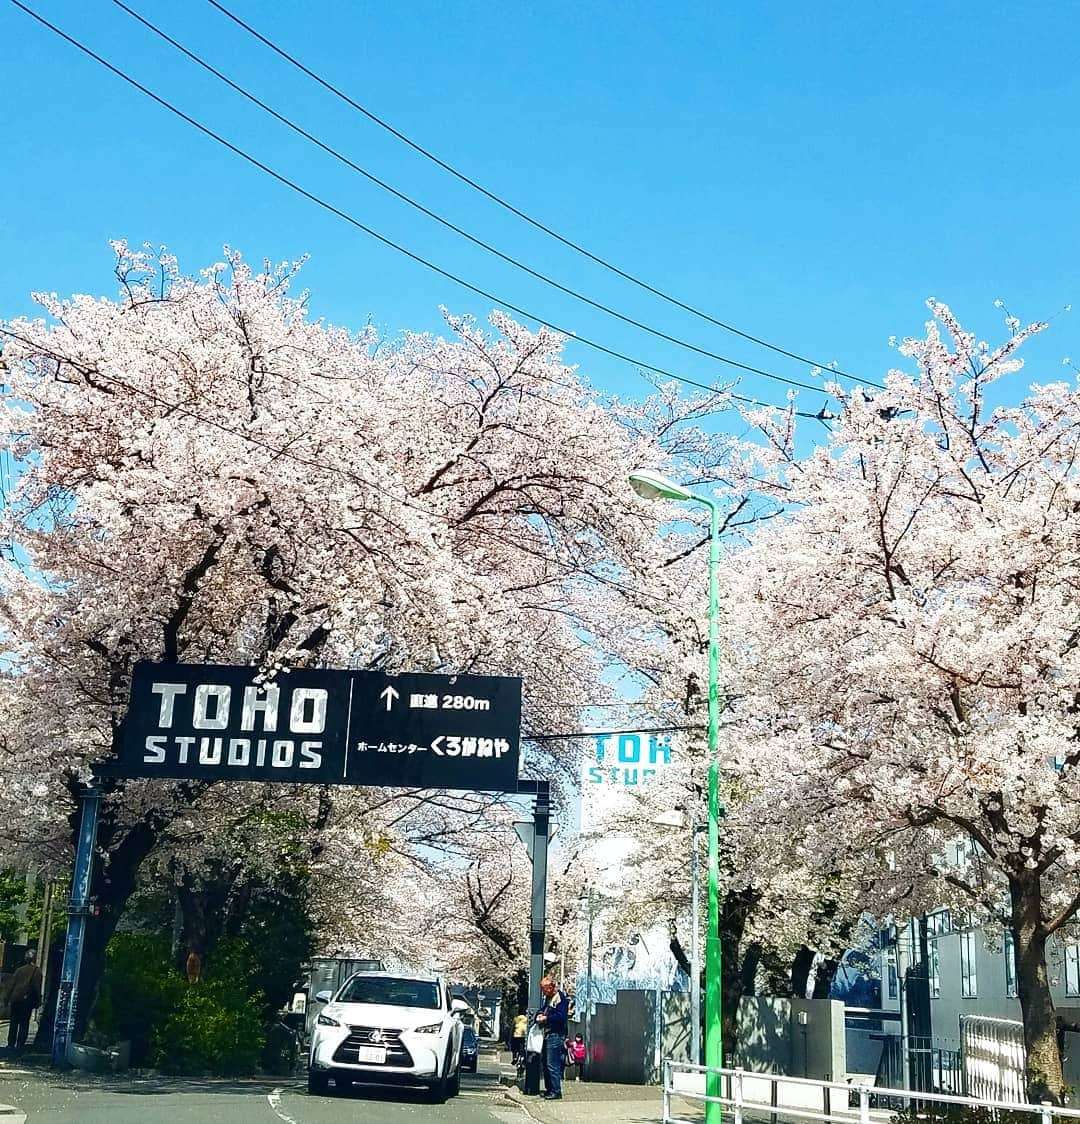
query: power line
[
  {"left": 110, "top": 0, "right": 871, "bottom": 397},
  {"left": 204, "top": 0, "right": 866, "bottom": 384},
  {"left": 9, "top": 0, "right": 839, "bottom": 409},
  {"left": 529, "top": 725, "right": 704, "bottom": 741},
  {"left": 0, "top": 324, "right": 715, "bottom": 614}
]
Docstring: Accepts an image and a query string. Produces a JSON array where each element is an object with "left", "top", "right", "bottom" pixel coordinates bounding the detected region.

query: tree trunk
[
  {"left": 740, "top": 941, "right": 763, "bottom": 997},
  {"left": 719, "top": 885, "right": 761, "bottom": 1063},
  {"left": 791, "top": 946, "right": 816, "bottom": 998},
  {"left": 812, "top": 956, "right": 840, "bottom": 1000},
  {"left": 74, "top": 814, "right": 162, "bottom": 1036},
  {"left": 1010, "top": 873, "right": 1064, "bottom": 1102},
  {"left": 176, "top": 870, "right": 238, "bottom": 973}
]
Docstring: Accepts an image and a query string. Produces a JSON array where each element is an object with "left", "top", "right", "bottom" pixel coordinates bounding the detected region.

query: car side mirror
[{"left": 314, "top": 990, "right": 333, "bottom": 1004}]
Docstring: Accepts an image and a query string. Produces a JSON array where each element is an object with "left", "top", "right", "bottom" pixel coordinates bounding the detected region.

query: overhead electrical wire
[
  {"left": 0, "top": 323, "right": 722, "bottom": 615},
  {"left": 109, "top": 0, "right": 875, "bottom": 395},
  {"left": 9, "top": 0, "right": 841, "bottom": 415},
  {"left": 204, "top": 0, "right": 864, "bottom": 384}
]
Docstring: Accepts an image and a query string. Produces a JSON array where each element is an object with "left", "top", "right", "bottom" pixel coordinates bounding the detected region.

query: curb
[{"left": 500, "top": 1085, "right": 545, "bottom": 1123}]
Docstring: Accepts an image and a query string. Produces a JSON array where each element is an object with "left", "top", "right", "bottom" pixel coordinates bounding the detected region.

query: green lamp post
[{"left": 629, "top": 470, "right": 723, "bottom": 1124}]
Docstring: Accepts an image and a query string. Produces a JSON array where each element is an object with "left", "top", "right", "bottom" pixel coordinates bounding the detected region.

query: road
[{"left": 0, "top": 1057, "right": 526, "bottom": 1124}]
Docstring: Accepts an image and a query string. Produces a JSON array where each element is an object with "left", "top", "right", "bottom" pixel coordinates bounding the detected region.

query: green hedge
[
  {"left": 152, "top": 980, "right": 265, "bottom": 1076},
  {"left": 95, "top": 933, "right": 265, "bottom": 1075},
  {"left": 94, "top": 934, "right": 185, "bottom": 1066}
]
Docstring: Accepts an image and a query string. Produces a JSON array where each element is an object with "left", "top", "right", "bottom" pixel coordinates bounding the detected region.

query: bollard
[
  {"left": 770, "top": 1073, "right": 779, "bottom": 1124},
  {"left": 663, "top": 1060, "right": 670, "bottom": 1123},
  {"left": 823, "top": 1075, "right": 831, "bottom": 1121}
]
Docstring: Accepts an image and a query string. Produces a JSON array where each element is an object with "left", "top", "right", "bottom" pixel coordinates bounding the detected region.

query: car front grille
[{"left": 332, "top": 1025, "right": 414, "bottom": 1067}]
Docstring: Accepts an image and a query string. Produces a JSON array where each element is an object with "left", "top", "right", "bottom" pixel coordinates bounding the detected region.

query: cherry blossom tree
[
  {"left": 577, "top": 758, "right": 875, "bottom": 1054},
  {"left": 0, "top": 243, "right": 737, "bottom": 1030},
  {"left": 723, "top": 302, "right": 1080, "bottom": 1098}
]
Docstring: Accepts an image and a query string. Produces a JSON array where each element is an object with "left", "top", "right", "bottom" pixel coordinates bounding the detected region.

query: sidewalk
[
  {"left": 493, "top": 1048, "right": 703, "bottom": 1124},
  {"left": 502, "top": 1079, "right": 704, "bottom": 1124}
]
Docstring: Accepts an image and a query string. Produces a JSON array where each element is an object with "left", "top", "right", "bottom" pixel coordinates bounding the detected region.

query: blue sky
[{"left": 2, "top": 0, "right": 1077, "bottom": 430}]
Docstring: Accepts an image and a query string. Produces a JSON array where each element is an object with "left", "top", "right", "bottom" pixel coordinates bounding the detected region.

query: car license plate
[{"left": 356, "top": 1046, "right": 386, "bottom": 1064}]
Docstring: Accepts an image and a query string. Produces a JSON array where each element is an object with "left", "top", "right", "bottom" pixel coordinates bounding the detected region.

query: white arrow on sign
[{"left": 380, "top": 685, "right": 400, "bottom": 712}]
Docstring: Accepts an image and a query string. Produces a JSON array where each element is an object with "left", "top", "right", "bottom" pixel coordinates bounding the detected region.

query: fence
[
  {"left": 960, "top": 1014, "right": 1026, "bottom": 1104},
  {"left": 662, "top": 1062, "right": 1080, "bottom": 1124},
  {"left": 845, "top": 1024, "right": 962, "bottom": 1102}
]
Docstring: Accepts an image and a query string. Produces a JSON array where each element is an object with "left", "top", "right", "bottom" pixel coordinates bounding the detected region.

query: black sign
[{"left": 107, "top": 662, "right": 522, "bottom": 791}]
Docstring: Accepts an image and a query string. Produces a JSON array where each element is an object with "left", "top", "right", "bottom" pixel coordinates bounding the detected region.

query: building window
[
  {"left": 886, "top": 946, "right": 898, "bottom": 1000},
  {"left": 927, "top": 910, "right": 952, "bottom": 936},
  {"left": 1065, "top": 944, "right": 1080, "bottom": 998},
  {"left": 960, "top": 929, "right": 978, "bottom": 998},
  {"left": 928, "top": 938, "right": 941, "bottom": 999},
  {"left": 1004, "top": 930, "right": 1017, "bottom": 998}
]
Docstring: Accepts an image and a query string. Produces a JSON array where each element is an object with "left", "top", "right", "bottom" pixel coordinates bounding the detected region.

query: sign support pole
[
  {"left": 519, "top": 779, "right": 550, "bottom": 1012},
  {"left": 52, "top": 786, "right": 101, "bottom": 1067}
]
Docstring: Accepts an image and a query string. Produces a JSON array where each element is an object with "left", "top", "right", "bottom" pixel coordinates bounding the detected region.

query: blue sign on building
[{"left": 586, "top": 732, "right": 671, "bottom": 786}]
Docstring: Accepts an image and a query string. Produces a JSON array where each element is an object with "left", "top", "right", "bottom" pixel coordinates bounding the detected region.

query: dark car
[{"left": 459, "top": 1027, "right": 479, "bottom": 1072}]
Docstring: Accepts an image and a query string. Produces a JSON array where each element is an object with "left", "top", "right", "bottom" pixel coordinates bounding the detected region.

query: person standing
[
  {"left": 6, "top": 949, "right": 43, "bottom": 1053},
  {"left": 511, "top": 1010, "right": 528, "bottom": 1064},
  {"left": 535, "top": 976, "right": 569, "bottom": 1100}
]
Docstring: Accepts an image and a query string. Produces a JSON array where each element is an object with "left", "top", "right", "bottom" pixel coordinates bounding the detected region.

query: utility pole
[
  {"left": 52, "top": 787, "right": 101, "bottom": 1067},
  {"left": 585, "top": 887, "right": 595, "bottom": 1080},
  {"left": 516, "top": 779, "right": 551, "bottom": 1012}
]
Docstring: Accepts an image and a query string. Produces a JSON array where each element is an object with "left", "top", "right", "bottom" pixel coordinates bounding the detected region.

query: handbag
[{"left": 525, "top": 1022, "right": 545, "bottom": 1055}]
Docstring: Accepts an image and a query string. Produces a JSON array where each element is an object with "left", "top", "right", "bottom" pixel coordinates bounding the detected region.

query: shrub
[
  {"left": 94, "top": 933, "right": 185, "bottom": 1065},
  {"left": 95, "top": 932, "right": 266, "bottom": 1075},
  {"left": 151, "top": 980, "right": 265, "bottom": 1076},
  {"left": 150, "top": 937, "right": 266, "bottom": 1076}
]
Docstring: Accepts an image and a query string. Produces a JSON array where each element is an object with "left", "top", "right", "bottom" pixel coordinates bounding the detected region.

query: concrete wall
[
  {"left": 737, "top": 996, "right": 847, "bottom": 1080},
  {"left": 662, "top": 990, "right": 692, "bottom": 1067},
  {"left": 588, "top": 989, "right": 659, "bottom": 1084},
  {"left": 582, "top": 988, "right": 692, "bottom": 1085}
]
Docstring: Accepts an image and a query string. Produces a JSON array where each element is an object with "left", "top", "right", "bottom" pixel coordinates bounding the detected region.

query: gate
[{"left": 960, "top": 1013, "right": 1026, "bottom": 1103}]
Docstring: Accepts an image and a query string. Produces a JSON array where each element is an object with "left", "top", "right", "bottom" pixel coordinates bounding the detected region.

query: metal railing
[{"left": 662, "top": 1061, "right": 1080, "bottom": 1124}]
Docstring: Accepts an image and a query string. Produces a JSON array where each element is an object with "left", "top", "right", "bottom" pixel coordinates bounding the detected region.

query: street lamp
[{"left": 630, "top": 468, "right": 723, "bottom": 1124}]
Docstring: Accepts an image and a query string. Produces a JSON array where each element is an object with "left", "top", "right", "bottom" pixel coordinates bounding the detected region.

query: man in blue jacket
[{"left": 535, "top": 976, "right": 569, "bottom": 1099}]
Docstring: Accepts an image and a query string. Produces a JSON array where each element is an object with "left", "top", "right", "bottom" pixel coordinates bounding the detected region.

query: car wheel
[
  {"left": 448, "top": 1060, "right": 460, "bottom": 1098},
  {"left": 307, "top": 1071, "right": 329, "bottom": 1096}
]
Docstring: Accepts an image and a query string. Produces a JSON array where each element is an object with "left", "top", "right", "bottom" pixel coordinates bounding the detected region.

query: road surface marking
[{"left": 267, "top": 1087, "right": 301, "bottom": 1124}]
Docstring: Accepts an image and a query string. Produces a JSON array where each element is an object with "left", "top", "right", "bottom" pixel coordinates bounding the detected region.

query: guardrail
[{"left": 662, "top": 1061, "right": 1080, "bottom": 1124}]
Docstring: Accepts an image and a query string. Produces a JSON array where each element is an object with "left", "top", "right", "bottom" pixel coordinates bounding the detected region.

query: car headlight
[
  {"left": 414, "top": 1022, "right": 443, "bottom": 1034},
  {"left": 317, "top": 1013, "right": 341, "bottom": 1027}
]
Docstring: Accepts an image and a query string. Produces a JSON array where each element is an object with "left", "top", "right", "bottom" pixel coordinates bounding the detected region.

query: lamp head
[
  {"left": 651, "top": 809, "right": 686, "bottom": 828},
  {"left": 628, "top": 469, "right": 692, "bottom": 503}
]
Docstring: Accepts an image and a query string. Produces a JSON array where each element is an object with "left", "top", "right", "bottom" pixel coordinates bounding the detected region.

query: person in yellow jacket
[{"left": 511, "top": 1011, "right": 529, "bottom": 1064}]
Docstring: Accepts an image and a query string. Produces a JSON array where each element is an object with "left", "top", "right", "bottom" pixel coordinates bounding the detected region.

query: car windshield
[{"left": 337, "top": 976, "right": 441, "bottom": 1009}]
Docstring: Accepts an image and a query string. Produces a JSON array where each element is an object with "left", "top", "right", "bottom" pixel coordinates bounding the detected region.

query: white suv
[{"left": 308, "top": 971, "right": 465, "bottom": 1101}]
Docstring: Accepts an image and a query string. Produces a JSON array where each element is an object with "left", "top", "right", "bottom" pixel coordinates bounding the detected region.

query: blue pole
[{"left": 52, "top": 788, "right": 101, "bottom": 1067}]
